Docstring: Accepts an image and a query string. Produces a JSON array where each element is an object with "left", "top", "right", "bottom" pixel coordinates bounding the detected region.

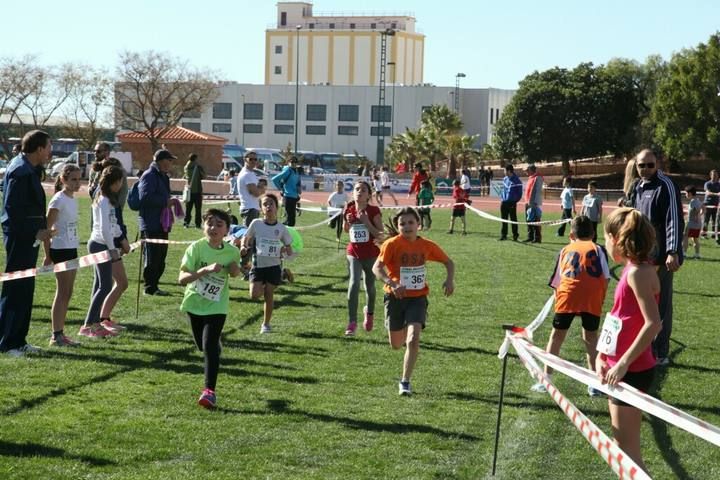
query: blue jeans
[{"left": 84, "top": 240, "right": 113, "bottom": 326}]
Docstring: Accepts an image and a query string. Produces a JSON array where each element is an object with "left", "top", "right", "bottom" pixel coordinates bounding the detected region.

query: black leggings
[{"left": 188, "top": 313, "right": 226, "bottom": 390}]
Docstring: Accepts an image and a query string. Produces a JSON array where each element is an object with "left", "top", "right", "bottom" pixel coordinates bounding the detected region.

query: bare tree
[
  {"left": 60, "top": 64, "right": 114, "bottom": 149},
  {"left": 115, "top": 50, "right": 220, "bottom": 151},
  {"left": 20, "top": 62, "right": 75, "bottom": 129},
  {"left": 0, "top": 55, "right": 41, "bottom": 157}
]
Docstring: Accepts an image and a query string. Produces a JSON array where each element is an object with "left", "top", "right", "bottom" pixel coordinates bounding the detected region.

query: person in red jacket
[{"left": 408, "top": 163, "right": 429, "bottom": 206}]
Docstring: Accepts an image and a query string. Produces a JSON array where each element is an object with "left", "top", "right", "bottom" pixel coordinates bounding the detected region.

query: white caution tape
[
  {"left": 466, "top": 204, "right": 572, "bottom": 226},
  {"left": 293, "top": 211, "right": 342, "bottom": 231},
  {"left": 497, "top": 294, "right": 554, "bottom": 360},
  {"left": 507, "top": 331, "right": 652, "bottom": 480},
  {"left": 513, "top": 335, "right": 720, "bottom": 448}
]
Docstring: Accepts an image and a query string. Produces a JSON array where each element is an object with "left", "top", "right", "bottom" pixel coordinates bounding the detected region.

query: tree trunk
[
  {"left": 561, "top": 157, "right": 570, "bottom": 177},
  {"left": 448, "top": 156, "right": 457, "bottom": 179}
]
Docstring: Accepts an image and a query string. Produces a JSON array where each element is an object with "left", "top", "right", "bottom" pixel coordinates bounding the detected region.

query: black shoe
[
  {"left": 522, "top": 238, "right": 533, "bottom": 243},
  {"left": 144, "top": 289, "right": 170, "bottom": 296},
  {"left": 512, "top": 236, "right": 519, "bottom": 241},
  {"left": 498, "top": 237, "right": 507, "bottom": 241},
  {"left": 532, "top": 239, "right": 542, "bottom": 244}
]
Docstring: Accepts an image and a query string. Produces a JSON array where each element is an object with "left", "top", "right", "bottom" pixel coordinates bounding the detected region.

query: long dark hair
[{"left": 96, "top": 166, "right": 124, "bottom": 206}]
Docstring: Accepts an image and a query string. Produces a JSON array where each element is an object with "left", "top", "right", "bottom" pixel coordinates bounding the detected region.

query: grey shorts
[
  {"left": 241, "top": 208, "right": 260, "bottom": 227},
  {"left": 384, "top": 293, "right": 428, "bottom": 331}
]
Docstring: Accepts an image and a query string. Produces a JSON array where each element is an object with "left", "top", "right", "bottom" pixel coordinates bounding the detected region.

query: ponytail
[
  {"left": 55, "top": 163, "right": 81, "bottom": 193},
  {"left": 604, "top": 207, "right": 655, "bottom": 263}
]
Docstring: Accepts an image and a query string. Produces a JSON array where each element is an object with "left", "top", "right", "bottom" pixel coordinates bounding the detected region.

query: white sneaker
[
  {"left": 20, "top": 344, "right": 41, "bottom": 354},
  {"left": 398, "top": 380, "right": 412, "bottom": 396},
  {"left": 5, "top": 348, "right": 24, "bottom": 358},
  {"left": 260, "top": 324, "right": 272, "bottom": 334},
  {"left": 530, "top": 382, "right": 547, "bottom": 393}
]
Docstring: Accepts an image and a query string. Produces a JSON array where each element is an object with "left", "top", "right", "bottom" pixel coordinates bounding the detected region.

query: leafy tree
[
  {"left": 652, "top": 33, "right": 720, "bottom": 162},
  {"left": 115, "top": 50, "right": 220, "bottom": 151}
]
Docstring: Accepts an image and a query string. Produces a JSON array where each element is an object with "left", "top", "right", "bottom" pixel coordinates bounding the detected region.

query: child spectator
[
  {"left": 373, "top": 207, "right": 455, "bottom": 395},
  {"left": 380, "top": 166, "right": 399, "bottom": 206},
  {"left": 417, "top": 180, "right": 435, "bottom": 231},
  {"left": 531, "top": 216, "right": 610, "bottom": 396},
  {"left": 42, "top": 164, "right": 82, "bottom": 347},
  {"left": 372, "top": 168, "right": 384, "bottom": 206},
  {"left": 240, "top": 194, "right": 293, "bottom": 334},
  {"left": 580, "top": 180, "right": 603, "bottom": 242},
  {"left": 557, "top": 177, "right": 575, "bottom": 237},
  {"left": 342, "top": 180, "right": 384, "bottom": 336},
  {"left": 597, "top": 207, "right": 661, "bottom": 474},
  {"left": 80, "top": 166, "right": 125, "bottom": 338},
  {"left": 448, "top": 179, "right": 469, "bottom": 235},
  {"left": 683, "top": 185, "right": 703, "bottom": 259},
  {"left": 179, "top": 209, "right": 241, "bottom": 409},
  {"left": 327, "top": 180, "right": 347, "bottom": 241}
]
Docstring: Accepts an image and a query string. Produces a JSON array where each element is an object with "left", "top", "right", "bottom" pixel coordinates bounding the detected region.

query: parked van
[{"left": 246, "top": 148, "right": 286, "bottom": 176}]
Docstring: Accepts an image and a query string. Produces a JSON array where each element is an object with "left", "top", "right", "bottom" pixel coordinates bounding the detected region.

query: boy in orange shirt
[
  {"left": 531, "top": 215, "right": 610, "bottom": 397},
  {"left": 373, "top": 207, "right": 455, "bottom": 395}
]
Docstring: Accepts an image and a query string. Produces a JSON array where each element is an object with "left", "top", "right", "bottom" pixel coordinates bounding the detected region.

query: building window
[
  {"left": 391, "top": 22, "right": 397, "bottom": 29},
  {"left": 338, "top": 105, "right": 359, "bottom": 122},
  {"left": 281, "top": 12, "right": 287, "bottom": 26},
  {"left": 213, "top": 102, "right": 232, "bottom": 119},
  {"left": 490, "top": 109, "right": 494, "bottom": 125},
  {"left": 421, "top": 105, "right": 432, "bottom": 114},
  {"left": 275, "top": 103, "right": 295, "bottom": 121},
  {"left": 338, "top": 126, "right": 358, "bottom": 136},
  {"left": 309, "top": 22, "right": 314, "bottom": 29},
  {"left": 182, "top": 122, "right": 201, "bottom": 131},
  {"left": 329, "top": 23, "right": 335, "bottom": 29},
  {"left": 244, "top": 103, "right": 263, "bottom": 120},
  {"left": 370, "top": 23, "right": 376, "bottom": 29},
  {"left": 371, "top": 105, "right": 392, "bottom": 122},
  {"left": 183, "top": 110, "right": 201, "bottom": 119},
  {"left": 370, "top": 126, "right": 391, "bottom": 137},
  {"left": 274, "top": 124, "right": 294, "bottom": 134},
  {"left": 306, "top": 125, "right": 326, "bottom": 135},
  {"left": 212, "top": 123, "right": 232, "bottom": 133},
  {"left": 496, "top": 108, "right": 501, "bottom": 122},
  {"left": 275, "top": 45, "right": 282, "bottom": 54},
  {"left": 350, "top": 23, "right": 355, "bottom": 29},
  {"left": 306, "top": 104, "right": 327, "bottom": 121},
  {"left": 274, "top": 66, "right": 282, "bottom": 75},
  {"left": 243, "top": 124, "right": 263, "bottom": 134}
]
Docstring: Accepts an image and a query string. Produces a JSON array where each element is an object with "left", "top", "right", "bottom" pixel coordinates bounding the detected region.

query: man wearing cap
[
  {"left": 272, "top": 156, "right": 301, "bottom": 226},
  {"left": 138, "top": 149, "right": 175, "bottom": 296},
  {"left": 523, "top": 164, "right": 544, "bottom": 243}
]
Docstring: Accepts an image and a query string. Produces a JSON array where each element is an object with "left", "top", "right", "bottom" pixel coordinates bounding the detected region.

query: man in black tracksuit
[{"left": 632, "top": 149, "right": 684, "bottom": 366}]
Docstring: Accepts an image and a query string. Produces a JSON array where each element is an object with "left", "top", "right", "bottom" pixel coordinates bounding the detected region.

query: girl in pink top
[{"left": 597, "top": 207, "right": 661, "bottom": 474}]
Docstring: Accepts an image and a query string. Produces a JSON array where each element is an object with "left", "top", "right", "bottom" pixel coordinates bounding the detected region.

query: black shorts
[
  {"left": 249, "top": 265, "right": 282, "bottom": 286},
  {"left": 552, "top": 312, "right": 600, "bottom": 331},
  {"left": 610, "top": 367, "right": 655, "bottom": 406},
  {"left": 384, "top": 293, "right": 428, "bottom": 331},
  {"left": 452, "top": 209, "right": 466, "bottom": 218},
  {"left": 49, "top": 248, "right": 78, "bottom": 263},
  {"left": 382, "top": 186, "right": 391, "bottom": 191}
]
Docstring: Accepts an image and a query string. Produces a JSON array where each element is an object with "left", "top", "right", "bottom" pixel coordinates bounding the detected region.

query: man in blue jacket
[
  {"left": 632, "top": 149, "right": 684, "bottom": 366},
  {"left": 139, "top": 149, "right": 175, "bottom": 296},
  {"left": 0, "top": 130, "right": 53, "bottom": 356},
  {"left": 499, "top": 164, "right": 523, "bottom": 241},
  {"left": 272, "top": 156, "right": 301, "bottom": 226}
]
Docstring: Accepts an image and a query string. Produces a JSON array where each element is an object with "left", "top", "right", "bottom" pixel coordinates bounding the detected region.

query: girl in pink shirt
[{"left": 597, "top": 207, "right": 661, "bottom": 474}]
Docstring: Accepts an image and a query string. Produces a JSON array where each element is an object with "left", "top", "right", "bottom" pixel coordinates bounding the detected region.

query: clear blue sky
[{"left": 2, "top": 0, "right": 719, "bottom": 89}]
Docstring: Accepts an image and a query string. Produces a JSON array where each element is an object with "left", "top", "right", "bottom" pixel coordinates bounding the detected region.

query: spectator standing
[
  {"left": 139, "top": 149, "right": 175, "bottom": 296},
  {"left": 408, "top": 163, "right": 429, "bottom": 205},
  {"left": 271, "top": 156, "right": 301, "bottom": 226},
  {"left": 702, "top": 169, "right": 720, "bottom": 240},
  {"left": 0, "top": 130, "right": 54, "bottom": 356},
  {"left": 380, "top": 166, "right": 399, "bottom": 205},
  {"left": 580, "top": 180, "right": 603, "bottom": 242},
  {"left": 499, "top": 164, "right": 523, "bottom": 241},
  {"left": 557, "top": 177, "right": 576, "bottom": 237},
  {"left": 683, "top": 186, "right": 703, "bottom": 259},
  {"left": 237, "top": 152, "right": 261, "bottom": 227},
  {"left": 460, "top": 169, "right": 471, "bottom": 192},
  {"left": 523, "top": 164, "right": 544, "bottom": 243},
  {"left": 631, "top": 149, "right": 684, "bottom": 366},
  {"left": 183, "top": 153, "right": 205, "bottom": 228}
]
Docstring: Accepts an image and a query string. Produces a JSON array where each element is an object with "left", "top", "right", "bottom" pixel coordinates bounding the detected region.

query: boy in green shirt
[{"left": 417, "top": 180, "right": 435, "bottom": 230}]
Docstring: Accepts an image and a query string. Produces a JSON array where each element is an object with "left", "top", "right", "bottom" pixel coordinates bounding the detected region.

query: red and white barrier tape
[
  {"left": 507, "top": 331, "right": 652, "bottom": 480},
  {"left": 513, "top": 335, "right": 720, "bottom": 448},
  {"left": 466, "top": 204, "right": 572, "bottom": 226}
]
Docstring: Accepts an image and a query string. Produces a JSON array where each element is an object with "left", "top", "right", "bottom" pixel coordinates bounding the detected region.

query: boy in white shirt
[
  {"left": 557, "top": 177, "right": 575, "bottom": 237},
  {"left": 327, "top": 180, "right": 348, "bottom": 240}
]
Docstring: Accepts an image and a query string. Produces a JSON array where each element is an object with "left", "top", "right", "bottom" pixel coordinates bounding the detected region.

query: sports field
[{"left": 0, "top": 197, "right": 718, "bottom": 479}]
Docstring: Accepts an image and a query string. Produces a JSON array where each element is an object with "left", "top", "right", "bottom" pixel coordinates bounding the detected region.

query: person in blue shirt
[
  {"left": 557, "top": 176, "right": 576, "bottom": 237},
  {"left": 0, "top": 130, "right": 54, "bottom": 356},
  {"left": 499, "top": 164, "right": 523, "bottom": 241},
  {"left": 271, "top": 156, "right": 301, "bottom": 226}
]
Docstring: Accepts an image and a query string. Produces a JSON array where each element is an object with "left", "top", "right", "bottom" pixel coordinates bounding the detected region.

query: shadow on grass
[
  {"left": 648, "top": 339, "right": 692, "bottom": 480},
  {"left": 445, "top": 391, "right": 609, "bottom": 417},
  {"left": 674, "top": 290, "right": 719, "bottom": 299},
  {"left": 220, "top": 399, "right": 480, "bottom": 441},
  {"left": 0, "top": 440, "right": 116, "bottom": 466},
  {"left": 222, "top": 337, "right": 329, "bottom": 357},
  {"left": 3, "top": 367, "right": 134, "bottom": 416}
]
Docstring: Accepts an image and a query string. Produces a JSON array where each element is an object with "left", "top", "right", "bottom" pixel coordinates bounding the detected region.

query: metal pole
[
  {"left": 388, "top": 62, "right": 396, "bottom": 138},
  {"left": 492, "top": 324, "right": 514, "bottom": 476},
  {"left": 295, "top": 25, "right": 302, "bottom": 156}
]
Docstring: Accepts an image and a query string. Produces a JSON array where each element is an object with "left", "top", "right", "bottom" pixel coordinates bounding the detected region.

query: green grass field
[{"left": 1, "top": 199, "right": 719, "bottom": 479}]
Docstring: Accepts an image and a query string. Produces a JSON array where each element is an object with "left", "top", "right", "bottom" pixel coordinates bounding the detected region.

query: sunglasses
[{"left": 637, "top": 163, "right": 655, "bottom": 169}]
